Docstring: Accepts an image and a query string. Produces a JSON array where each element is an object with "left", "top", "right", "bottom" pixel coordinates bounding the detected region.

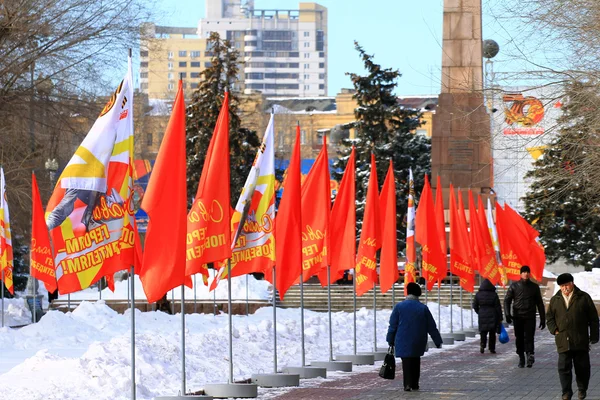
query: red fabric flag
[
  {"left": 355, "top": 154, "right": 381, "bottom": 297},
  {"left": 476, "top": 195, "right": 500, "bottom": 284},
  {"left": 140, "top": 81, "right": 192, "bottom": 304},
  {"left": 186, "top": 92, "right": 232, "bottom": 278},
  {"left": 434, "top": 176, "right": 447, "bottom": 285},
  {"left": 30, "top": 172, "right": 57, "bottom": 293},
  {"left": 467, "top": 190, "right": 483, "bottom": 272},
  {"left": 495, "top": 202, "right": 522, "bottom": 281},
  {"left": 415, "top": 175, "right": 446, "bottom": 291},
  {"left": 300, "top": 138, "right": 330, "bottom": 283},
  {"left": 449, "top": 186, "right": 475, "bottom": 292},
  {"left": 271, "top": 127, "right": 303, "bottom": 300},
  {"left": 326, "top": 148, "right": 356, "bottom": 284},
  {"left": 404, "top": 168, "right": 417, "bottom": 295},
  {"left": 502, "top": 203, "right": 546, "bottom": 281},
  {"left": 378, "top": 161, "right": 398, "bottom": 294}
]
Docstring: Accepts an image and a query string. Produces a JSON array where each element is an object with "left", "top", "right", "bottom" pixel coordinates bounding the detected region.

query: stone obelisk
[{"left": 432, "top": 0, "right": 492, "bottom": 193}]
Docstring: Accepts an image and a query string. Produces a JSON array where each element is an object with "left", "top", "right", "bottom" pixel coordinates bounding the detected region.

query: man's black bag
[{"left": 378, "top": 346, "right": 396, "bottom": 379}]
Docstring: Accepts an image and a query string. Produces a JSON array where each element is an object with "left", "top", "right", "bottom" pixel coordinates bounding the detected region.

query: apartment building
[{"left": 140, "top": 1, "right": 328, "bottom": 99}]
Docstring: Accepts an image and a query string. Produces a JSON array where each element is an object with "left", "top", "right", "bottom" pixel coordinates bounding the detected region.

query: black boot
[
  {"left": 480, "top": 345, "right": 485, "bottom": 354},
  {"left": 518, "top": 353, "right": 525, "bottom": 368},
  {"left": 527, "top": 353, "right": 535, "bottom": 368}
]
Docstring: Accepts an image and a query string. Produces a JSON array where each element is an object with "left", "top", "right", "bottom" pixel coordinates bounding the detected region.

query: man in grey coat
[{"left": 547, "top": 273, "right": 599, "bottom": 400}]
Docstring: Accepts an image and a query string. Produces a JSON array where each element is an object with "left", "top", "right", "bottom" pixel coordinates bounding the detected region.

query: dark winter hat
[
  {"left": 557, "top": 273, "right": 574, "bottom": 286},
  {"left": 406, "top": 282, "right": 422, "bottom": 297},
  {"left": 520, "top": 265, "right": 531, "bottom": 274}
]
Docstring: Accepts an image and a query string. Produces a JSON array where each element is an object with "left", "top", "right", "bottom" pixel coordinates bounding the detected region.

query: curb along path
[{"left": 266, "top": 328, "right": 600, "bottom": 400}]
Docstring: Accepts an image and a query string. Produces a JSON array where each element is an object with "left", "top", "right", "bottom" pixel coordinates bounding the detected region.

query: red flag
[
  {"left": 300, "top": 137, "right": 330, "bottom": 283},
  {"left": 186, "top": 92, "right": 232, "bottom": 278},
  {"left": 495, "top": 202, "right": 522, "bottom": 281},
  {"left": 140, "top": 80, "right": 191, "bottom": 304},
  {"left": 467, "top": 190, "right": 483, "bottom": 272},
  {"left": 449, "top": 186, "right": 474, "bottom": 292},
  {"left": 378, "top": 161, "right": 398, "bottom": 294},
  {"left": 434, "top": 176, "right": 447, "bottom": 285},
  {"left": 404, "top": 168, "right": 417, "bottom": 294},
  {"left": 326, "top": 148, "right": 356, "bottom": 283},
  {"left": 415, "top": 175, "right": 446, "bottom": 291},
  {"left": 355, "top": 154, "right": 381, "bottom": 296},
  {"left": 30, "top": 172, "right": 57, "bottom": 293},
  {"left": 476, "top": 195, "right": 500, "bottom": 284},
  {"left": 272, "top": 127, "right": 303, "bottom": 300}
]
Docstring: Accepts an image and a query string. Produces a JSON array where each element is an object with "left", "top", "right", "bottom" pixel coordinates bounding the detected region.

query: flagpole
[
  {"left": 299, "top": 272, "right": 306, "bottom": 366},
  {"left": 213, "top": 283, "right": 217, "bottom": 316},
  {"left": 391, "top": 281, "right": 395, "bottom": 307},
  {"left": 245, "top": 275, "right": 249, "bottom": 316},
  {"left": 68, "top": 293, "right": 71, "bottom": 312},
  {"left": 327, "top": 266, "right": 333, "bottom": 361},
  {"left": 130, "top": 266, "right": 136, "bottom": 400},
  {"left": 99, "top": 280, "right": 102, "bottom": 300},
  {"left": 372, "top": 284, "right": 377, "bottom": 351},
  {"left": 353, "top": 269, "right": 357, "bottom": 355},
  {"left": 437, "top": 281, "right": 441, "bottom": 328},
  {"left": 2, "top": 269, "right": 5, "bottom": 327},
  {"left": 181, "top": 284, "right": 186, "bottom": 395},
  {"left": 460, "top": 285, "right": 464, "bottom": 331},
  {"left": 272, "top": 265, "right": 278, "bottom": 373},
  {"left": 193, "top": 275, "right": 197, "bottom": 314},
  {"left": 227, "top": 260, "right": 234, "bottom": 383},
  {"left": 449, "top": 274, "right": 454, "bottom": 333}
]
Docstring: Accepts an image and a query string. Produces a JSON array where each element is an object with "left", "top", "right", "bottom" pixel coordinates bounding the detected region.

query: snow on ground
[{"left": 3, "top": 268, "right": 591, "bottom": 400}]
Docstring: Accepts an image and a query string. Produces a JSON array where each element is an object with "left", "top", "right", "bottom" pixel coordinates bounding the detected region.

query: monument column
[{"left": 432, "top": 0, "right": 492, "bottom": 194}]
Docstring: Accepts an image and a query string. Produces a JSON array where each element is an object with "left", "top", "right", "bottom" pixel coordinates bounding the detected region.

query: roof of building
[
  {"left": 264, "top": 97, "right": 337, "bottom": 113},
  {"left": 397, "top": 96, "right": 438, "bottom": 111}
]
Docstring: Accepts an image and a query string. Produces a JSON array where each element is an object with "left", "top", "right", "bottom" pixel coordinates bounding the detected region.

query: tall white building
[{"left": 140, "top": 1, "right": 328, "bottom": 99}]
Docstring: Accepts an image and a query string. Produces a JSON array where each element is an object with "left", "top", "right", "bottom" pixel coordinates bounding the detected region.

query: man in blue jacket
[{"left": 387, "top": 282, "right": 443, "bottom": 392}]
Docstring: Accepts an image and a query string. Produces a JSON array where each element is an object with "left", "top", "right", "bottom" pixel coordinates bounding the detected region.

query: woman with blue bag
[{"left": 473, "top": 278, "right": 504, "bottom": 353}]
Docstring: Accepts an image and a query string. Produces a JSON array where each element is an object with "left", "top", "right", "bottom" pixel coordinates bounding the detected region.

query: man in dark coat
[
  {"left": 386, "top": 282, "right": 443, "bottom": 392},
  {"left": 473, "top": 278, "right": 503, "bottom": 353},
  {"left": 504, "top": 265, "right": 545, "bottom": 368},
  {"left": 547, "top": 273, "right": 599, "bottom": 400}
]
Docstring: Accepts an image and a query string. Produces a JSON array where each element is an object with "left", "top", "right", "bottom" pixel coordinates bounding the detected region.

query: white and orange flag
[
  {"left": 404, "top": 168, "right": 417, "bottom": 295},
  {"left": 0, "top": 167, "right": 13, "bottom": 294},
  {"left": 31, "top": 172, "right": 57, "bottom": 293},
  {"left": 210, "top": 113, "right": 276, "bottom": 290},
  {"left": 45, "top": 57, "right": 141, "bottom": 294},
  {"left": 487, "top": 198, "right": 507, "bottom": 286}
]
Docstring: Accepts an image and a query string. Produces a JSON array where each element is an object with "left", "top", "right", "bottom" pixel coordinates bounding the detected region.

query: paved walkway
[{"left": 268, "top": 328, "right": 600, "bottom": 399}]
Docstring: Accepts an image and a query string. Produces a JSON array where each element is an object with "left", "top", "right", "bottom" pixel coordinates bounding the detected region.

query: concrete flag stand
[
  {"left": 250, "top": 267, "right": 300, "bottom": 388},
  {"left": 203, "top": 265, "right": 258, "bottom": 399},
  {"left": 310, "top": 266, "right": 353, "bottom": 372}
]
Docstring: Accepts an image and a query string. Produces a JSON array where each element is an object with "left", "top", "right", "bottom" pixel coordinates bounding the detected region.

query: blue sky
[{"left": 155, "top": 0, "right": 445, "bottom": 97}]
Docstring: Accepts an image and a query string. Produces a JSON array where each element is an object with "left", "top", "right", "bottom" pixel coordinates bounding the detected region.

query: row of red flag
[{"left": 0, "top": 70, "right": 546, "bottom": 302}]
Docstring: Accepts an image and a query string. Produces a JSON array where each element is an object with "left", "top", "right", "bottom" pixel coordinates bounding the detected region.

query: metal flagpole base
[
  {"left": 335, "top": 353, "right": 375, "bottom": 365},
  {"left": 251, "top": 373, "right": 300, "bottom": 388},
  {"left": 155, "top": 396, "right": 213, "bottom": 399},
  {"left": 203, "top": 383, "right": 258, "bottom": 398},
  {"left": 282, "top": 366, "right": 327, "bottom": 379},
  {"left": 441, "top": 333, "right": 455, "bottom": 345},
  {"left": 310, "top": 360, "right": 352, "bottom": 372},
  {"left": 359, "top": 351, "right": 387, "bottom": 361},
  {"left": 451, "top": 332, "right": 466, "bottom": 341}
]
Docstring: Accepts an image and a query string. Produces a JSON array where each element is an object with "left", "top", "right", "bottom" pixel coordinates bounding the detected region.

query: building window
[
  {"left": 304, "top": 53, "right": 310, "bottom": 58},
  {"left": 191, "top": 72, "right": 201, "bottom": 78},
  {"left": 140, "top": 72, "right": 148, "bottom": 79},
  {"left": 303, "top": 42, "right": 310, "bottom": 48},
  {"left": 191, "top": 61, "right": 201, "bottom": 68},
  {"left": 300, "top": 130, "right": 306, "bottom": 145},
  {"left": 181, "top": 82, "right": 187, "bottom": 89},
  {"left": 146, "top": 133, "right": 152, "bottom": 146},
  {"left": 319, "top": 52, "right": 325, "bottom": 58},
  {"left": 140, "top": 50, "right": 148, "bottom": 57},
  {"left": 190, "top": 51, "right": 201, "bottom": 58},
  {"left": 205, "top": 62, "right": 212, "bottom": 67},
  {"left": 140, "top": 62, "right": 148, "bottom": 68},
  {"left": 179, "top": 61, "right": 187, "bottom": 68},
  {"left": 168, "top": 51, "right": 174, "bottom": 59},
  {"left": 304, "top": 63, "right": 309, "bottom": 69},
  {"left": 319, "top": 63, "right": 325, "bottom": 68},
  {"left": 140, "top": 83, "right": 148, "bottom": 90},
  {"left": 191, "top": 82, "right": 199, "bottom": 89},
  {"left": 179, "top": 50, "right": 187, "bottom": 57},
  {"left": 168, "top": 62, "right": 173, "bottom": 70},
  {"left": 304, "top": 32, "right": 309, "bottom": 37},
  {"left": 319, "top": 84, "right": 325, "bottom": 90},
  {"left": 304, "top": 74, "right": 309, "bottom": 79},
  {"left": 168, "top": 83, "right": 174, "bottom": 91},
  {"left": 168, "top": 72, "right": 174, "bottom": 80},
  {"left": 180, "top": 72, "right": 187, "bottom": 78},
  {"left": 319, "top": 73, "right": 325, "bottom": 79},
  {"left": 304, "top": 84, "right": 309, "bottom": 90}
]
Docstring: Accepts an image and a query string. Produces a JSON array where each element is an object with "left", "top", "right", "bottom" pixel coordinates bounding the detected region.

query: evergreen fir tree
[
  {"left": 333, "top": 42, "right": 431, "bottom": 253},
  {"left": 186, "top": 32, "right": 260, "bottom": 206},
  {"left": 523, "top": 81, "right": 600, "bottom": 268}
]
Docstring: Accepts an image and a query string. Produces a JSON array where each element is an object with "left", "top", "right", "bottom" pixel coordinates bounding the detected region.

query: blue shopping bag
[{"left": 499, "top": 324, "right": 509, "bottom": 344}]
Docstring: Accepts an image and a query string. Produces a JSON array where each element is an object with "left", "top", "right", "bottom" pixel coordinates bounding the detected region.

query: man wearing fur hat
[
  {"left": 386, "top": 282, "right": 443, "bottom": 392},
  {"left": 547, "top": 273, "right": 599, "bottom": 400},
  {"left": 504, "top": 265, "right": 546, "bottom": 368}
]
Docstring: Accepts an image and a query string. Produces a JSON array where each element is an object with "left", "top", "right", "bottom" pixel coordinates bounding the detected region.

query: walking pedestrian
[
  {"left": 547, "top": 273, "right": 599, "bottom": 400},
  {"left": 504, "top": 265, "right": 545, "bottom": 368},
  {"left": 386, "top": 282, "right": 443, "bottom": 392},
  {"left": 473, "top": 278, "right": 503, "bottom": 354}
]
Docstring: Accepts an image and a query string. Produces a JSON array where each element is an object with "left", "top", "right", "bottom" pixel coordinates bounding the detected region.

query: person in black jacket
[
  {"left": 504, "top": 265, "right": 546, "bottom": 368},
  {"left": 473, "top": 278, "right": 503, "bottom": 354},
  {"left": 547, "top": 273, "right": 599, "bottom": 400}
]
